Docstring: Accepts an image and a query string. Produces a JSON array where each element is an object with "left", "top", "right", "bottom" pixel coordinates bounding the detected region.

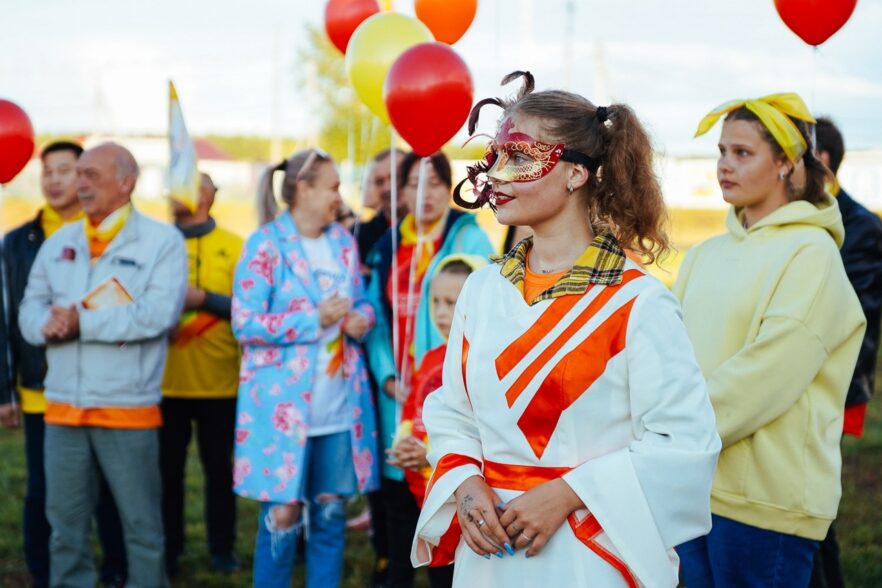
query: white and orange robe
[{"left": 412, "top": 260, "right": 721, "bottom": 587}]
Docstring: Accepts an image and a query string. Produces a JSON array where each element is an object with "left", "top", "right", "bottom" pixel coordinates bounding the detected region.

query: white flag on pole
[{"left": 168, "top": 80, "right": 199, "bottom": 211}]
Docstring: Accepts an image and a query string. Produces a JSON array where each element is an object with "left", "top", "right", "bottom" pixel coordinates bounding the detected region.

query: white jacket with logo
[{"left": 19, "top": 209, "right": 187, "bottom": 408}]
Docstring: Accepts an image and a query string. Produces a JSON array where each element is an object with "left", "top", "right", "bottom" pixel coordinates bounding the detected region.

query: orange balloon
[{"left": 415, "top": 0, "right": 477, "bottom": 45}]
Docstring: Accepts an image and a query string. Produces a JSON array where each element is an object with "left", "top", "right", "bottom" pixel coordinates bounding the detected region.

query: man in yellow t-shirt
[
  {"left": 0, "top": 141, "right": 126, "bottom": 588},
  {"left": 160, "top": 173, "right": 244, "bottom": 576}
]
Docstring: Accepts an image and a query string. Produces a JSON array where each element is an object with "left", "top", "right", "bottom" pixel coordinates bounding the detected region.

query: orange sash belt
[
  {"left": 482, "top": 459, "right": 638, "bottom": 588},
  {"left": 483, "top": 459, "right": 572, "bottom": 490}
]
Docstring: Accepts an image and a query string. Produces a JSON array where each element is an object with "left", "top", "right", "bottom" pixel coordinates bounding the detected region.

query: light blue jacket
[{"left": 18, "top": 209, "right": 188, "bottom": 408}]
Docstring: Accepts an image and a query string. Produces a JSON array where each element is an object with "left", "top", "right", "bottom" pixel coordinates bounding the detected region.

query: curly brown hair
[{"left": 456, "top": 71, "right": 670, "bottom": 264}]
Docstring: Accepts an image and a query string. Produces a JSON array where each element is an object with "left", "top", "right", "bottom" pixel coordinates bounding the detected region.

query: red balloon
[
  {"left": 774, "top": 0, "right": 857, "bottom": 46},
  {"left": 324, "top": 0, "right": 381, "bottom": 55},
  {"left": 0, "top": 99, "right": 35, "bottom": 184},
  {"left": 384, "top": 43, "right": 473, "bottom": 157},
  {"left": 415, "top": 0, "right": 477, "bottom": 45}
]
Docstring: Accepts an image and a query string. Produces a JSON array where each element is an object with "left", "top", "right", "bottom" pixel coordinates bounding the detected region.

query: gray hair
[{"left": 257, "top": 148, "right": 331, "bottom": 224}]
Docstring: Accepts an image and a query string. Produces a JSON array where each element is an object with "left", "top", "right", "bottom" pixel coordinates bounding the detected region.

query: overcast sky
[{"left": 3, "top": 0, "right": 881, "bottom": 156}]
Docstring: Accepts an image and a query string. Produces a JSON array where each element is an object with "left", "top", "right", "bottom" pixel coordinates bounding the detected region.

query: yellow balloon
[{"left": 345, "top": 13, "right": 433, "bottom": 123}]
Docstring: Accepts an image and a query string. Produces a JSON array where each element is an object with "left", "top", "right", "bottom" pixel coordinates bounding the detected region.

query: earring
[
  {"left": 567, "top": 185, "right": 574, "bottom": 194},
  {"left": 779, "top": 170, "right": 786, "bottom": 181}
]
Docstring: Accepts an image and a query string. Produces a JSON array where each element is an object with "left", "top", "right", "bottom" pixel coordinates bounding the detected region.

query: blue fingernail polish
[
  {"left": 496, "top": 502, "right": 506, "bottom": 509},
  {"left": 504, "top": 543, "right": 515, "bottom": 556},
  {"left": 525, "top": 553, "right": 532, "bottom": 559},
  {"left": 483, "top": 554, "right": 491, "bottom": 560},
  {"left": 495, "top": 551, "right": 504, "bottom": 559}
]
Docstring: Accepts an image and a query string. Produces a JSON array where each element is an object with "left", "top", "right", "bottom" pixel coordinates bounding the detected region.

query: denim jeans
[
  {"left": 45, "top": 425, "right": 168, "bottom": 588},
  {"left": 24, "top": 414, "right": 127, "bottom": 587},
  {"left": 678, "top": 514, "right": 820, "bottom": 588},
  {"left": 252, "top": 431, "right": 357, "bottom": 588}
]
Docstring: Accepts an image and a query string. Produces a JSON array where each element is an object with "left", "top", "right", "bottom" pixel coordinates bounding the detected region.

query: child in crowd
[{"left": 387, "top": 255, "right": 488, "bottom": 508}]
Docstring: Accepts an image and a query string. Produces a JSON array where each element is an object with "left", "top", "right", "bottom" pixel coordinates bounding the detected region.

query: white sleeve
[{"left": 562, "top": 285, "right": 721, "bottom": 586}]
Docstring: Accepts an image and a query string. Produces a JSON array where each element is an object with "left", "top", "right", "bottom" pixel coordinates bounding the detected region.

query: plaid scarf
[{"left": 494, "top": 231, "right": 626, "bottom": 305}]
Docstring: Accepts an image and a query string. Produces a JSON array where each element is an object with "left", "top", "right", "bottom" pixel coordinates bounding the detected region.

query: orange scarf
[{"left": 84, "top": 203, "right": 132, "bottom": 260}]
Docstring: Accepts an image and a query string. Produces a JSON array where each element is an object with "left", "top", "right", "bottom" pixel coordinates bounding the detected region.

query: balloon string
[
  {"left": 397, "top": 156, "right": 429, "bottom": 425},
  {"left": 389, "top": 127, "right": 402, "bottom": 433},
  {"left": 811, "top": 45, "right": 818, "bottom": 112},
  {"left": 351, "top": 109, "right": 381, "bottom": 237}
]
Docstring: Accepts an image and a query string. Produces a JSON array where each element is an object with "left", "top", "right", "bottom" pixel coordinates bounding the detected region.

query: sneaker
[{"left": 210, "top": 553, "right": 241, "bottom": 574}]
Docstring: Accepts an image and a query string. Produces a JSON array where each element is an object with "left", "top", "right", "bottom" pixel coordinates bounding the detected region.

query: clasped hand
[
  {"left": 42, "top": 304, "right": 79, "bottom": 342},
  {"left": 319, "top": 295, "right": 370, "bottom": 339},
  {"left": 386, "top": 436, "right": 429, "bottom": 471},
  {"left": 453, "top": 475, "right": 583, "bottom": 559}
]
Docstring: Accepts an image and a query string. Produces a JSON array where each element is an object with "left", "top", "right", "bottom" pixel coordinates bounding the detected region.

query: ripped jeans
[{"left": 252, "top": 431, "right": 358, "bottom": 588}]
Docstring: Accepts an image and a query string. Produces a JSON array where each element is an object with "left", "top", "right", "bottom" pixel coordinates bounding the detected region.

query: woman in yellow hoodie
[{"left": 673, "top": 94, "right": 866, "bottom": 586}]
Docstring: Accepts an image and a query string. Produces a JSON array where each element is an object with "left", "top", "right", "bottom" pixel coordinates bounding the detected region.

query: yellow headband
[{"left": 695, "top": 93, "right": 816, "bottom": 163}]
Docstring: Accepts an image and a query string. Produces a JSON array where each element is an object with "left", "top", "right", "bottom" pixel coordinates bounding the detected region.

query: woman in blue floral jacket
[{"left": 232, "top": 149, "right": 380, "bottom": 588}]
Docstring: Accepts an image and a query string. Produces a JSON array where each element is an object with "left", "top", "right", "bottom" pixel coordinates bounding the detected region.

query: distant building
[{"left": 1, "top": 135, "right": 265, "bottom": 202}]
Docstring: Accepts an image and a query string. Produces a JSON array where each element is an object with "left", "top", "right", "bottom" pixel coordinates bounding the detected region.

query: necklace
[{"left": 527, "top": 252, "right": 571, "bottom": 274}]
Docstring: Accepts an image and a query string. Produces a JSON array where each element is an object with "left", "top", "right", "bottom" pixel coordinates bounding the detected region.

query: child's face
[{"left": 431, "top": 271, "right": 468, "bottom": 340}]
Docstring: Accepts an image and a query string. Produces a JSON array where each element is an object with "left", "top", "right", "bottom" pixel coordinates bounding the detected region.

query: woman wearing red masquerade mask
[{"left": 414, "top": 72, "right": 721, "bottom": 587}]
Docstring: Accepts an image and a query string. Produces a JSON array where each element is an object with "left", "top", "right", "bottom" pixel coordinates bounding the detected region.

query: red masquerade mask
[
  {"left": 486, "top": 119, "right": 567, "bottom": 183},
  {"left": 454, "top": 118, "right": 599, "bottom": 210}
]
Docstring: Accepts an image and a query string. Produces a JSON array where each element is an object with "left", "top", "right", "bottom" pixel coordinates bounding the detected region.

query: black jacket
[
  {"left": 1, "top": 212, "right": 47, "bottom": 404},
  {"left": 1, "top": 241, "right": 12, "bottom": 404},
  {"left": 838, "top": 190, "right": 882, "bottom": 407},
  {"left": 354, "top": 210, "right": 390, "bottom": 269}
]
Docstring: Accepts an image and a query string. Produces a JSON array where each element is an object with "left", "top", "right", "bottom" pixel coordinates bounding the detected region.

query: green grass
[
  {"left": 0, "top": 433, "right": 431, "bottom": 587},
  {"left": 3, "top": 402, "right": 882, "bottom": 587},
  {"left": 839, "top": 395, "right": 882, "bottom": 585}
]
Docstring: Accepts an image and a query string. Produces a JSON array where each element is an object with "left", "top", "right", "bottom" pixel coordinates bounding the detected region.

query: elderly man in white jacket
[{"left": 19, "top": 142, "right": 187, "bottom": 588}]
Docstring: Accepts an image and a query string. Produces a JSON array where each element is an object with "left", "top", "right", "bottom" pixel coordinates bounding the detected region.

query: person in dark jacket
[
  {"left": 1, "top": 242, "right": 12, "bottom": 427},
  {"left": 0, "top": 141, "right": 127, "bottom": 588},
  {"left": 810, "top": 117, "right": 882, "bottom": 588}
]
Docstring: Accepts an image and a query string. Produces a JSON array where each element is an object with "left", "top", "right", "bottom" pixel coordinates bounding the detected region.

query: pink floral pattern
[
  {"left": 233, "top": 458, "right": 252, "bottom": 486},
  {"left": 352, "top": 447, "right": 375, "bottom": 490},
  {"left": 247, "top": 242, "right": 279, "bottom": 285}
]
